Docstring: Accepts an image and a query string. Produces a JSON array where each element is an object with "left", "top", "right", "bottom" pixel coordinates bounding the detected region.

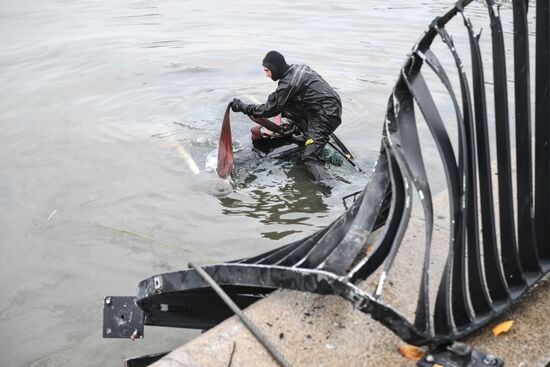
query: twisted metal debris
[{"left": 104, "top": 0, "right": 550, "bottom": 348}]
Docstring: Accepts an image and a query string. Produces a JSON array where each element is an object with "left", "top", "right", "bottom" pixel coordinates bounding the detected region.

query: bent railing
[{"left": 104, "top": 0, "right": 550, "bottom": 350}]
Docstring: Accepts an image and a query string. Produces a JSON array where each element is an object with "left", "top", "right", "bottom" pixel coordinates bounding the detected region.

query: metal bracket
[
  {"left": 342, "top": 189, "right": 362, "bottom": 209},
  {"left": 417, "top": 342, "right": 503, "bottom": 367},
  {"left": 103, "top": 296, "right": 144, "bottom": 339}
]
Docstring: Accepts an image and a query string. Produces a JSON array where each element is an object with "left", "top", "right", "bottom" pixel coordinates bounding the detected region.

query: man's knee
[
  {"left": 304, "top": 159, "right": 332, "bottom": 181},
  {"left": 303, "top": 140, "right": 317, "bottom": 157},
  {"left": 303, "top": 139, "right": 326, "bottom": 161}
]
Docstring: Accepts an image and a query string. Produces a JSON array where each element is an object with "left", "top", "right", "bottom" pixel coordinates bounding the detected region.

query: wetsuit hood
[{"left": 262, "top": 51, "right": 290, "bottom": 81}]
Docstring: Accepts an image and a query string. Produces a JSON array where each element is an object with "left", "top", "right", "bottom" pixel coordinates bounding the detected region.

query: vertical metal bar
[
  {"left": 463, "top": 14, "right": 509, "bottom": 303},
  {"left": 320, "top": 165, "right": 388, "bottom": 273},
  {"left": 429, "top": 24, "right": 493, "bottom": 318},
  {"left": 373, "top": 150, "right": 412, "bottom": 299},
  {"left": 535, "top": 0, "right": 550, "bottom": 262},
  {"left": 347, "top": 140, "right": 402, "bottom": 284},
  {"left": 390, "top": 77, "right": 434, "bottom": 335},
  {"left": 404, "top": 66, "right": 462, "bottom": 336},
  {"left": 486, "top": 0, "right": 526, "bottom": 291},
  {"left": 512, "top": 0, "right": 541, "bottom": 276},
  {"left": 419, "top": 43, "right": 474, "bottom": 328},
  {"left": 372, "top": 104, "right": 412, "bottom": 298}
]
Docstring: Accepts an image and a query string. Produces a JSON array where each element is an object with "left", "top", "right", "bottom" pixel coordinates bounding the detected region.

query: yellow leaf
[
  {"left": 434, "top": 364, "right": 444, "bottom": 367},
  {"left": 398, "top": 345, "right": 424, "bottom": 361},
  {"left": 365, "top": 243, "right": 373, "bottom": 255},
  {"left": 492, "top": 320, "right": 514, "bottom": 336}
]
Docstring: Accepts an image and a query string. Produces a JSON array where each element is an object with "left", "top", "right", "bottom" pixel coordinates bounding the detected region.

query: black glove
[
  {"left": 231, "top": 98, "right": 245, "bottom": 113},
  {"left": 290, "top": 133, "right": 306, "bottom": 145},
  {"left": 280, "top": 122, "right": 296, "bottom": 136}
]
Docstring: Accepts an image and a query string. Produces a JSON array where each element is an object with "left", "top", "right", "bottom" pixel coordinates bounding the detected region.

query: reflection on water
[{"left": 220, "top": 154, "right": 334, "bottom": 239}]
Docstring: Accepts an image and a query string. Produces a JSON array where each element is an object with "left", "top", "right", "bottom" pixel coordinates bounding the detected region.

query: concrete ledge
[{"left": 152, "top": 281, "right": 549, "bottom": 366}]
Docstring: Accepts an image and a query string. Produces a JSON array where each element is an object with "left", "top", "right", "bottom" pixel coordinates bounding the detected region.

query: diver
[{"left": 231, "top": 51, "right": 342, "bottom": 183}]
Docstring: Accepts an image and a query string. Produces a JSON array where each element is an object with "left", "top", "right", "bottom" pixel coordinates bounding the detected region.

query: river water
[{"left": 0, "top": 0, "right": 526, "bottom": 365}]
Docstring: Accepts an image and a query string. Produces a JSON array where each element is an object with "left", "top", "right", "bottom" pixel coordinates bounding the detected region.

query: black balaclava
[{"left": 262, "top": 51, "right": 290, "bottom": 81}]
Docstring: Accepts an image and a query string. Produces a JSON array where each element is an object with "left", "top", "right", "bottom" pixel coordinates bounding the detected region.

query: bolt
[
  {"left": 483, "top": 355, "right": 497, "bottom": 365},
  {"left": 426, "top": 355, "right": 435, "bottom": 363},
  {"left": 154, "top": 276, "right": 162, "bottom": 290}
]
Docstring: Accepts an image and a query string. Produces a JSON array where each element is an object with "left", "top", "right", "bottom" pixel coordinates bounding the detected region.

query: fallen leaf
[
  {"left": 492, "top": 320, "right": 514, "bottom": 336},
  {"left": 434, "top": 364, "right": 444, "bottom": 367},
  {"left": 398, "top": 345, "right": 424, "bottom": 361},
  {"left": 364, "top": 244, "right": 373, "bottom": 256}
]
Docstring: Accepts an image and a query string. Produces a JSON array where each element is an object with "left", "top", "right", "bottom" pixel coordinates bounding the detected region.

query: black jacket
[{"left": 244, "top": 64, "right": 342, "bottom": 131}]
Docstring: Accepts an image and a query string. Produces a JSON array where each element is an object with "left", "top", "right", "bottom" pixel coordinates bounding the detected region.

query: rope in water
[
  {"left": 189, "top": 262, "right": 292, "bottom": 367},
  {"left": 99, "top": 224, "right": 217, "bottom": 264}
]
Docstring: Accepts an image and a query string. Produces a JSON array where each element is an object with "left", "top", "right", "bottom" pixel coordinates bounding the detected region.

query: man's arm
[{"left": 242, "top": 79, "right": 292, "bottom": 118}]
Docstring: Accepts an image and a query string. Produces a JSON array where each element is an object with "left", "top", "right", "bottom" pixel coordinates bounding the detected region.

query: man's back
[{"left": 280, "top": 64, "right": 342, "bottom": 128}]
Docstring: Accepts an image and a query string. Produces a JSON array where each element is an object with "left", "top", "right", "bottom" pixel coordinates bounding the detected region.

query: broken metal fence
[{"left": 104, "top": 0, "right": 550, "bottom": 352}]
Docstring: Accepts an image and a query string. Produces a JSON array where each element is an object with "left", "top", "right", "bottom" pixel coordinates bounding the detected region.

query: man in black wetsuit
[{"left": 231, "top": 51, "right": 342, "bottom": 182}]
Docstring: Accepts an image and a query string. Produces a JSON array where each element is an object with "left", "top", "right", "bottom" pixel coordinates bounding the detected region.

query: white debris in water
[
  {"left": 209, "top": 177, "right": 234, "bottom": 196},
  {"left": 172, "top": 142, "right": 200, "bottom": 174},
  {"left": 195, "top": 136, "right": 217, "bottom": 147},
  {"left": 158, "top": 129, "right": 201, "bottom": 174},
  {"left": 232, "top": 139, "right": 244, "bottom": 153},
  {"left": 196, "top": 136, "right": 208, "bottom": 144},
  {"left": 47, "top": 210, "right": 57, "bottom": 220},
  {"left": 205, "top": 148, "right": 218, "bottom": 172},
  {"left": 205, "top": 140, "right": 244, "bottom": 173}
]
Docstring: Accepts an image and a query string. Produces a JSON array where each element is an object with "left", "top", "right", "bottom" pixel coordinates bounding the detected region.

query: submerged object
[
  {"left": 216, "top": 107, "right": 288, "bottom": 178},
  {"left": 215, "top": 103, "right": 233, "bottom": 178},
  {"left": 217, "top": 101, "right": 359, "bottom": 176},
  {"left": 249, "top": 114, "right": 359, "bottom": 170}
]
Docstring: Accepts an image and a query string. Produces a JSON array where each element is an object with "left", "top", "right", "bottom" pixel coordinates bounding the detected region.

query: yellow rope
[{"left": 98, "top": 224, "right": 217, "bottom": 264}]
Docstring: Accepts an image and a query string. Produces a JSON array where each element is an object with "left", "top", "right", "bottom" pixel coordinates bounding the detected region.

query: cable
[{"left": 99, "top": 224, "right": 216, "bottom": 264}]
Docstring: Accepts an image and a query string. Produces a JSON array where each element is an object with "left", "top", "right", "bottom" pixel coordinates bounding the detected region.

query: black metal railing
[{"left": 104, "top": 0, "right": 549, "bottom": 349}]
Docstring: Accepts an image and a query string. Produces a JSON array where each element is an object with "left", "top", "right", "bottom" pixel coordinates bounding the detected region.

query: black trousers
[{"left": 303, "top": 116, "right": 340, "bottom": 181}]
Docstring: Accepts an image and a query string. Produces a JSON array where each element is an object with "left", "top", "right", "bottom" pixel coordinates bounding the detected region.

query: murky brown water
[{"left": 0, "top": 0, "right": 527, "bottom": 365}]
